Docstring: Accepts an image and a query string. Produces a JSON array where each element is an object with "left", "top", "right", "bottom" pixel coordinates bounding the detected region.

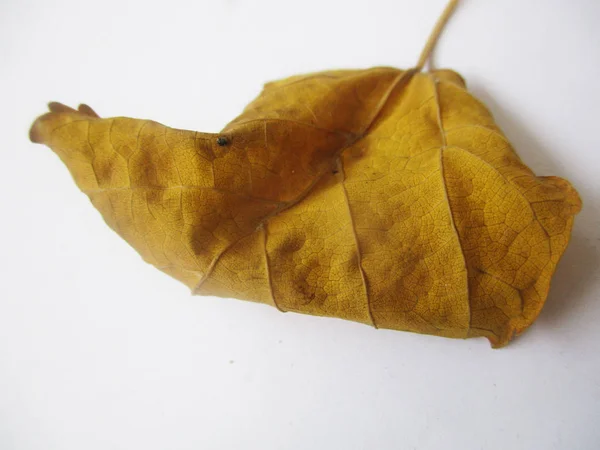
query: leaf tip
[
  {"left": 48, "top": 102, "right": 77, "bottom": 113},
  {"left": 28, "top": 112, "right": 51, "bottom": 144},
  {"left": 29, "top": 102, "right": 100, "bottom": 144},
  {"left": 77, "top": 103, "right": 100, "bottom": 118}
]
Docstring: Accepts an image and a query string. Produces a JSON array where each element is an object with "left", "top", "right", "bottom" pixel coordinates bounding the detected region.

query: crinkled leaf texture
[{"left": 30, "top": 68, "right": 581, "bottom": 347}]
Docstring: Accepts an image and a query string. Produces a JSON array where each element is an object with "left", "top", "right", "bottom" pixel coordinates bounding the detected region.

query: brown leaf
[{"left": 28, "top": 1, "right": 581, "bottom": 347}]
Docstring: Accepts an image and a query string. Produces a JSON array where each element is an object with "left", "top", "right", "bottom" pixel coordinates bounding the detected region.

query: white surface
[{"left": 1, "top": 0, "right": 599, "bottom": 449}]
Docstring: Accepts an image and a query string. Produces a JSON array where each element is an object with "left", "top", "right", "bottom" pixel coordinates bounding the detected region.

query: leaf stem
[{"left": 415, "top": 0, "right": 460, "bottom": 71}]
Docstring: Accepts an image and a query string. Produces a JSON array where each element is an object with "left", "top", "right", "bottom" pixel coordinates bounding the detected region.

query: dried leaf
[
  {"left": 28, "top": 0, "right": 581, "bottom": 347},
  {"left": 29, "top": 67, "right": 581, "bottom": 347}
]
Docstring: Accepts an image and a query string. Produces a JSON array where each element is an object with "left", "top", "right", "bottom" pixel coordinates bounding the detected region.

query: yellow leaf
[{"left": 28, "top": 1, "right": 581, "bottom": 347}]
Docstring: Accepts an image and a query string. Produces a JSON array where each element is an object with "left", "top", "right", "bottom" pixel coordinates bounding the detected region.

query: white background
[{"left": 1, "top": 1, "right": 599, "bottom": 449}]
